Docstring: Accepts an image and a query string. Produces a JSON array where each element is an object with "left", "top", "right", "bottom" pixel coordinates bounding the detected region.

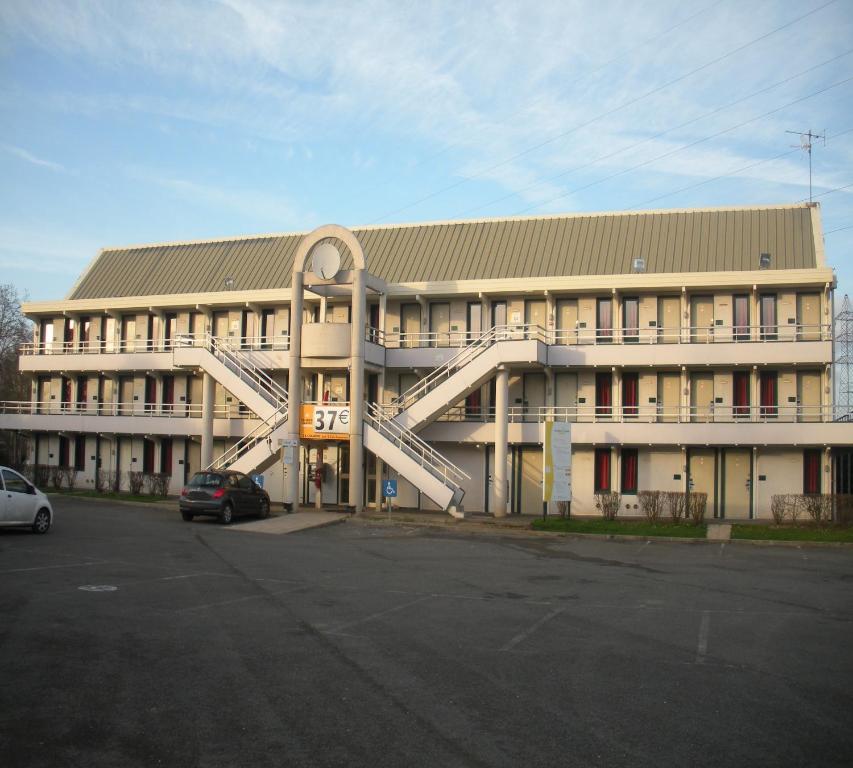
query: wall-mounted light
[
  {"left": 224, "top": 276, "right": 235, "bottom": 291},
  {"left": 759, "top": 252, "right": 771, "bottom": 269},
  {"left": 632, "top": 257, "right": 646, "bottom": 273}
]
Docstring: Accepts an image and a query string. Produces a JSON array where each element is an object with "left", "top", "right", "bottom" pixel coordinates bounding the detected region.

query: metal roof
[{"left": 68, "top": 205, "right": 819, "bottom": 299}]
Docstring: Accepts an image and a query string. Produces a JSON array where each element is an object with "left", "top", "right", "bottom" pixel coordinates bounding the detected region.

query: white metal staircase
[
  {"left": 173, "top": 333, "right": 287, "bottom": 421},
  {"left": 391, "top": 324, "right": 547, "bottom": 430},
  {"left": 364, "top": 402, "right": 469, "bottom": 516},
  {"left": 208, "top": 400, "right": 289, "bottom": 474}
]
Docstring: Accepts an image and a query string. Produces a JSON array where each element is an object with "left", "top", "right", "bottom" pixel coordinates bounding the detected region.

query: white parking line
[
  {"left": 324, "top": 595, "right": 432, "bottom": 635},
  {"left": 0, "top": 561, "right": 107, "bottom": 575},
  {"left": 695, "top": 610, "right": 711, "bottom": 664},
  {"left": 500, "top": 607, "right": 566, "bottom": 652}
]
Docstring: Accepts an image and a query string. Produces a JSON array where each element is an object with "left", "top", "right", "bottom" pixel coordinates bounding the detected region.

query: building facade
[{"left": 3, "top": 203, "right": 850, "bottom": 518}]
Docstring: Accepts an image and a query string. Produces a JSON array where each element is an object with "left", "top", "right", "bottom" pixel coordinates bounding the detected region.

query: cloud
[{"left": 1, "top": 142, "right": 65, "bottom": 172}]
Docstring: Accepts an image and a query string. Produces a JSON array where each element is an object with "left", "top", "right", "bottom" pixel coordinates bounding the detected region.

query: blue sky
[{"left": 0, "top": 0, "right": 851, "bottom": 303}]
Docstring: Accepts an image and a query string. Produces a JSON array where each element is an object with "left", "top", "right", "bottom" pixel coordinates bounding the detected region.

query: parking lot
[{"left": 1, "top": 496, "right": 852, "bottom": 768}]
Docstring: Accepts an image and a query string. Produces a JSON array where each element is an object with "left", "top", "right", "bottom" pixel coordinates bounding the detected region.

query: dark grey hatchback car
[{"left": 179, "top": 471, "right": 271, "bottom": 524}]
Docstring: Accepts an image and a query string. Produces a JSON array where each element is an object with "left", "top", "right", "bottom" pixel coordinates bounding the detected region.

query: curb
[
  {"left": 352, "top": 515, "right": 853, "bottom": 548},
  {"left": 47, "top": 492, "right": 176, "bottom": 510}
]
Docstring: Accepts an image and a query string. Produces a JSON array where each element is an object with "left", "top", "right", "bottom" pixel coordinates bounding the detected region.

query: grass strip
[
  {"left": 531, "top": 518, "right": 706, "bottom": 538},
  {"left": 47, "top": 489, "right": 168, "bottom": 504},
  {"left": 731, "top": 524, "right": 853, "bottom": 543}
]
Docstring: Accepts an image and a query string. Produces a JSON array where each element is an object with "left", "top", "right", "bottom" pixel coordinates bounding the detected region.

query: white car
[{"left": 0, "top": 466, "right": 53, "bottom": 534}]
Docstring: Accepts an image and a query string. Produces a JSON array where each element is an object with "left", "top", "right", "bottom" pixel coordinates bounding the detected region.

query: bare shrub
[
  {"left": 19, "top": 463, "right": 34, "bottom": 482},
  {"left": 61, "top": 467, "right": 76, "bottom": 490},
  {"left": 638, "top": 490, "right": 662, "bottom": 523},
  {"left": 688, "top": 492, "right": 708, "bottom": 526},
  {"left": 34, "top": 464, "right": 50, "bottom": 487},
  {"left": 96, "top": 468, "right": 109, "bottom": 492},
  {"left": 664, "top": 491, "right": 686, "bottom": 523},
  {"left": 787, "top": 494, "right": 803, "bottom": 524},
  {"left": 144, "top": 473, "right": 171, "bottom": 497},
  {"left": 127, "top": 471, "right": 145, "bottom": 495},
  {"left": 556, "top": 500, "right": 570, "bottom": 518},
  {"left": 595, "top": 492, "right": 621, "bottom": 520},
  {"left": 803, "top": 494, "right": 832, "bottom": 525},
  {"left": 49, "top": 465, "right": 63, "bottom": 490},
  {"left": 770, "top": 495, "right": 786, "bottom": 525}
]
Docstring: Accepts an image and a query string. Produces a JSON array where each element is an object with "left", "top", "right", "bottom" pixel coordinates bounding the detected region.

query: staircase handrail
[
  {"left": 207, "top": 402, "right": 289, "bottom": 470},
  {"left": 192, "top": 333, "right": 288, "bottom": 408},
  {"left": 365, "top": 402, "right": 470, "bottom": 487},
  {"left": 391, "top": 323, "right": 547, "bottom": 408}
]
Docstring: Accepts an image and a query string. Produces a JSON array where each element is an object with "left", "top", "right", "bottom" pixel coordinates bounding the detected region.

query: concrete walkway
[{"left": 226, "top": 511, "right": 348, "bottom": 535}]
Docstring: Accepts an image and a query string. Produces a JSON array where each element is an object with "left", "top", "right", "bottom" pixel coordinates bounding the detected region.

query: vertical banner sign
[{"left": 543, "top": 422, "right": 572, "bottom": 502}]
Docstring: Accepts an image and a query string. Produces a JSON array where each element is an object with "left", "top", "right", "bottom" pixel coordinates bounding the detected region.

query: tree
[{"left": 0, "top": 284, "right": 32, "bottom": 466}]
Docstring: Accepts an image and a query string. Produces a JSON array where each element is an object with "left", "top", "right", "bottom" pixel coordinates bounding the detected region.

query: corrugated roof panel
[{"left": 67, "top": 206, "right": 818, "bottom": 298}]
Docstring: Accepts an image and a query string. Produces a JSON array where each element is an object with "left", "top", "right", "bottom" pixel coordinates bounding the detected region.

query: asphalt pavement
[{"left": 1, "top": 496, "right": 852, "bottom": 768}]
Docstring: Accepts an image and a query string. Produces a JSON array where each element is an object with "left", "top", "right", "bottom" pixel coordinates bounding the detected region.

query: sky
[{"left": 0, "top": 0, "right": 851, "bottom": 304}]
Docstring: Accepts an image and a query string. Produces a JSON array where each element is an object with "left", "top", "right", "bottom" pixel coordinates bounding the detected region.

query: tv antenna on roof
[{"left": 786, "top": 128, "right": 825, "bottom": 203}]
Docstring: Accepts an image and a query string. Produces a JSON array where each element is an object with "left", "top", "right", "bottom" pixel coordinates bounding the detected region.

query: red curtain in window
[
  {"left": 804, "top": 450, "right": 820, "bottom": 494},
  {"left": 622, "top": 373, "right": 638, "bottom": 417},
  {"left": 595, "top": 449, "right": 611, "bottom": 492},
  {"left": 760, "top": 372, "right": 777, "bottom": 417},
  {"left": 621, "top": 450, "right": 638, "bottom": 493},
  {"left": 596, "top": 373, "right": 612, "bottom": 416},
  {"left": 465, "top": 389, "right": 481, "bottom": 419},
  {"left": 733, "top": 372, "right": 749, "bottom": 417}
]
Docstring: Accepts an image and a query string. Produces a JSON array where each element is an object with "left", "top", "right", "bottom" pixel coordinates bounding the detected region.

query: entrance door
[
  {"left": 556, "top": 299, "right": 578, "bottom": 344},
  {"left": 797, "top": 293, "right": 821, "bottom": 340},
  {"left": 516, "top": 447, "right": 542, "bottom": 515},
  {"left": 688, "top": 449, "right": 716, "bottom": 517},
  {"left": 658, "top": 296, "right": 680, "bottom": 343},
  {"left": 213, "top": 312, "right": 229, "bottom": 340},
  {"left": 523, "top": 373, "right": 545, "bottom": 422},
  {"left": 555, "top": 372, "right": 577, "bottom": 420},
  {"left": 429, "top": 302, "right": 450, "bottom": 347},
  {"left": 524, "top": 300, "right": 547, "bottom": 336},
  {"left": 691, "top": 296, "right": 713, "bottom": 342},
  {"left": 118, "top": 377, "right": 134, "bottom": 416},
  {"left": 722, "top": 449, "right": 752, "bottom": 519},
  {"left": 400, "top": 303, "right": 421, "bottom": 348},
  {"left": 690, "top": 373, "right": 714, "bottom": 422},
  {"left": 491, "top": 301, "right": 507, "bottom": 328},
  {"left": 797, "top": 371, "right": 821, "bottom": 422},
  {"left": 658, "top": 372, "right": 680, "bottom": 422},
  {"left": 466, "top": 302, "right": 482, "bottom": 342},
  {"left": 120, "top": 316, "right": 135, "bottom": 352}
]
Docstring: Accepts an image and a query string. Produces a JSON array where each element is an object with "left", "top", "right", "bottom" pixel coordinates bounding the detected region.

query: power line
[
  {"left": 368, "top": 0, "right": 839, "bottom": 223},
  {"left": 825, "top": 223, "right": 853, "bottom": 234},
  {"left": 512, "top": 74, "right": 853, "bottom": 215},
  {"left": 625, "top": 125, "right": 853, "bottom": 209},
  {"left": 797, "top": 181, "right": 853, "bottom": 202},
  {"left": 353, "top": 0, "right": 729, "bottom": 200},
  {"left": 457, "top": 48, "right": 852, "bottom": 218}
]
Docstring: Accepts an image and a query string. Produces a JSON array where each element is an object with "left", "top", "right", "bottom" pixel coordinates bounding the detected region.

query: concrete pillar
[
  {"left": 494, "top": 366, "right": 509, "bottom": 517},
  {"left": 286, "top": 271, "right": 304, "bottom": 509},
  {"left": 200, "top": 372, "right": 215, "bottom": 468},
  {"left": 350, "top": 268, "right": 366, "bottom": 512}
]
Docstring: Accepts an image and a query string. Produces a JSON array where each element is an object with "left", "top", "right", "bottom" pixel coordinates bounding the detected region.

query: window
[
  {"left": 2, "top": 468, "right": 28, "bottom": 494},
  {"left": 64, "top": 318, "right": 75, "bottom": 347},
  {"left": 79, "top": 317, "right": 90, "bottom": 350},
  {"left": 759, "top": 371, "right": 777, "bottom": 418},
  {"left": 622, "top": 372, "right": 638, "bottom": 418},
  {"left": 622, "top": 298, "right": 639, "bottom": 343},
  {"left": 76, "top": 376, "right": 87, "bottom": 409},
  {"left": 594, "top": 449, "right": 611, "bottom": 493},
  {"left": 261, "top": 309, "right": 275, "bottom": 349},
  {"left": 465, "top": 389, "right": 481, "bottom": 420},
  {"left": 144, "top": 376, "right": 156, "bottom": 413},
  {"left": 74, "top": 438, "right": 86, "bottom": 472},
  {"left": 61, "top": 377, "right": 72, "bottom": 410},
  {"left": 160, "top": 438, "right": 173, "bottom": 474},
  {"left": 733, "top": 371, "right": 750, "bottom": 418},
  {"left": 760, "top": 294, "right": 777, "bottom": 341},
  {"left": 143, "top": 440, "right": 155, "bottom": 474},
  {"left": 58, "top": 435, "right": 70, "bottom": 467},
  {"left": 596, "top": 298, "right": 612, "bottom": 343},
  {"left": 595, "top": 372, "right": 612, "bottom": 417},
  {"left": 803, "top": 449, "right": 821, "bottom": 494},
  {"left": 621, "top": 449, "right": 638, "bottom": 494},
  {"left": 733, "top": 295, "right": 750, "bottom": 341}
]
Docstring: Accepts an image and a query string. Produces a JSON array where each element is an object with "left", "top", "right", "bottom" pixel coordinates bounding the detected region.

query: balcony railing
[
  {"left": 370, "top": 323, "right": 831, "bottom": 349},
  {"left": 379, "top": 403, "right": 837, "bottom": 424},
  {"left": 0, "top": 401, "right": 260, "bottom": 419},
  {"left": 20, "top": 334, "right": 291, "bottom": 355}
]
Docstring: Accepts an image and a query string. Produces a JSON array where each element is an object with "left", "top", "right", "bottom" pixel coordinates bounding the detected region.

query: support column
[
  {"left": 494, "top": 366, "right": 509, "bottom": 517},
  {"left": 286, "top": 271, "right": 304, "bottom": 509},
  {"left": 200, "top": 372, "right": 215, "bottom": 468},
  {"left": 350, "top": 268, "right": 366, "bottom": 512}
]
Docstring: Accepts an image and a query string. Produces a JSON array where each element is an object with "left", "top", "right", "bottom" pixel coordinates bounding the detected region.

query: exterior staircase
[
  {"left": 392, "top": 324, "right": 547, "bottom": 430},
  {"left": 364, "top": 402, "right": 468, "bottom": 516}
]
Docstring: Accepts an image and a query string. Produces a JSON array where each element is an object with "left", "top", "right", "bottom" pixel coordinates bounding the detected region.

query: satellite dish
[{"left": 311, "top": 243, "right": 341, "bottom": 280}]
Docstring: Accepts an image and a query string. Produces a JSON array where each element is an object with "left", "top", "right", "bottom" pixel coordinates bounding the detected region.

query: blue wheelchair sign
[
  {"left": 383, "top": 479, "right": 398, "bottom": 498},
  {"left": 251, "top": 473, "right": 264, "bottom": 489}
]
